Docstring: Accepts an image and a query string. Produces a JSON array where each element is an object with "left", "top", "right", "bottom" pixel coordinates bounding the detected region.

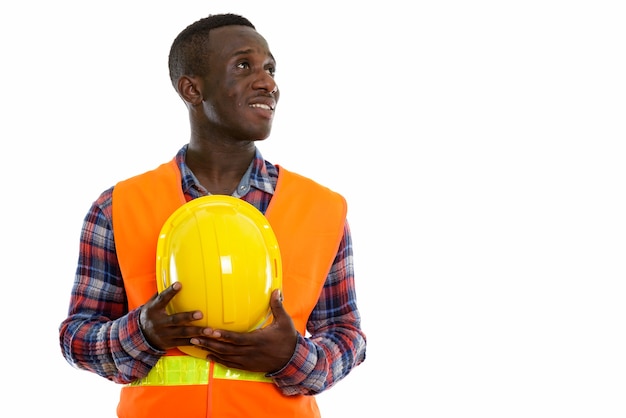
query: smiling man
[{"left": 59, "top": 13, "right": 367, "bottom": 418}]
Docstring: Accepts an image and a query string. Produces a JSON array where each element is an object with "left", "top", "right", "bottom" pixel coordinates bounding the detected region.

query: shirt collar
[{"left": 175, "top": 144, "right": 275, "bottom": 198}]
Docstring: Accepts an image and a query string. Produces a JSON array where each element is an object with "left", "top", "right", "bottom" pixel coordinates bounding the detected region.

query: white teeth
[{"left": 250, "top": 103, "right": 272, "bottom": 110}]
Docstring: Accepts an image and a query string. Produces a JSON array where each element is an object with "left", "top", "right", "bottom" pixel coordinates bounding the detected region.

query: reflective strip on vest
[{"left": 129, "top": 356, "right": 272, "bottom": 386}]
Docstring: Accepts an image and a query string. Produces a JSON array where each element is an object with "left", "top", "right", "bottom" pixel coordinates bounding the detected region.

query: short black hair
[{"left": 168, "top": 13, "right": 255, "bottom": 89}]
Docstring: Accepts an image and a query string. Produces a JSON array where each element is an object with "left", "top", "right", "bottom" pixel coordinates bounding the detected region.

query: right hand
[{"left": 138, "top": 282, "right": 205, "bottom": 350}]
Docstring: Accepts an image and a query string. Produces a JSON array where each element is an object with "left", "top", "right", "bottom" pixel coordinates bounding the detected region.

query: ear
[{"left": 177, "top": 76, "right": 203, "bottom": 106}]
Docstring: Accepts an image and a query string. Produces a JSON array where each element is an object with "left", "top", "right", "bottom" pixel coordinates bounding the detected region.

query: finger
[
  {"left": 153, "top": 282, "right": 182, "bottom": 309},
  {"left": 198, "top": 327, "right": 241, "bottom": 344},
  {"left": 169, "top": 310, "right": 204, "bottom": 325}
]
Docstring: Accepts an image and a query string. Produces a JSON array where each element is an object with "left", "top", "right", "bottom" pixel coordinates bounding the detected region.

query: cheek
[{"left": 224, "top": 80, "right": 244, "bottom": 105}]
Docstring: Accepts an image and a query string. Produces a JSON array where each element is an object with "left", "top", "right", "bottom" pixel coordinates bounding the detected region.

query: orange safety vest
[{"left": 111, "top": 159, "right": 347, "bottom": 418}]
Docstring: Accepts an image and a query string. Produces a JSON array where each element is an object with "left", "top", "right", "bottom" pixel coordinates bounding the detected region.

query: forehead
[{"left": 207, "top": 25, "right": 273, "bottom": 61}]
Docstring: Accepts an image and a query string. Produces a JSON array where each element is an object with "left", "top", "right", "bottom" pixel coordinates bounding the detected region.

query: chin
[{"left": 252, "top": 129, "right": 272, "bottom": 141}]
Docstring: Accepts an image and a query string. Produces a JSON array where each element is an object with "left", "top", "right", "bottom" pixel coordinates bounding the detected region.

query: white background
[{"left": 1, "top": 1, "right": 625, "bottom": 417}]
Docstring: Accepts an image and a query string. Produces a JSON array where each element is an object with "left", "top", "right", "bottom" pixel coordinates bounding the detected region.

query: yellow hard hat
[{"left": 156, "top": 195, "right": 282, "bottom": 358}]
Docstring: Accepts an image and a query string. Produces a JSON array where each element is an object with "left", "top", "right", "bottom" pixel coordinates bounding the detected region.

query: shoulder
[
  {"left": 93, "top": 186, "right": 114, "bottom": 213},
  {"left": 277, "top": 165, "right": 346, "bottom": 204},
  {"left": 115, "top": 161, "right": 178, "bottom": 191}
]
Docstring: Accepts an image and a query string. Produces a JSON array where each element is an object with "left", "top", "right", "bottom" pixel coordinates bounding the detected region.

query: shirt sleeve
[
  {"left": 58, "top": 188, "right": 165, "bottom": 384},
  {"left": 268, "top": 220, "right": 367, "bottom": 395}
]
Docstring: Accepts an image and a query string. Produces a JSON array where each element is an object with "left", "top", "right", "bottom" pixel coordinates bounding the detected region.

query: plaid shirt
[{"left": 59, "top": 145, "right": 366, "bottom": 396}]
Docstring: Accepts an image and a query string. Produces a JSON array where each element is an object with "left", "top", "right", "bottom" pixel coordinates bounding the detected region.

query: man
[{"left": 59, "top": 13, "right": 366, "bottom": 418}]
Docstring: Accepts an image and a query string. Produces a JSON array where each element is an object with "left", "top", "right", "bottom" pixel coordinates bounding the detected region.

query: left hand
[{"left": 190, "top": 289, "right": 298, "bottom": 373}]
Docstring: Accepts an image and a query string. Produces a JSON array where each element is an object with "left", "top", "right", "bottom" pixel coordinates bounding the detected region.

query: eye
[
  {"left": 236, "top": 61, "right": 251, "bottom": 70},
  {"left": 266, "top": 65, "right": 276, "bottom": 77}
]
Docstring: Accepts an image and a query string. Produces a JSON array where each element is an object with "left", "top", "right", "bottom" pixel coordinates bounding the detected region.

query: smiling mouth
[{"left": 250, "top": 103, "right": 274, "bottom": 111}]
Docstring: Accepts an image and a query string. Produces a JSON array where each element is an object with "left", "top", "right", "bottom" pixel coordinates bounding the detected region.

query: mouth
[{"left": 249, "top": 103, "right": 275, "bottom": 111}]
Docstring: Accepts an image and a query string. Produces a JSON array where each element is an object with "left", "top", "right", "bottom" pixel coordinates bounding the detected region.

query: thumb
[{"left": 269, "top": 289, "right": 287, "bottom": 320}]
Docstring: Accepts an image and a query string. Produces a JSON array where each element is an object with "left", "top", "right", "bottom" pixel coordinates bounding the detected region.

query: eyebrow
[{"left": 232, "top": 48, "right": 276, "bottom": 64}]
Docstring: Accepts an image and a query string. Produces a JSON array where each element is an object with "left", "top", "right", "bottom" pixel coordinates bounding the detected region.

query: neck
[{"left": 185, "top": 140, "right": 256, "bottom": 195}]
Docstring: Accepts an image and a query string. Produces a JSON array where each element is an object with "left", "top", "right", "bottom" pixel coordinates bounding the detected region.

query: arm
[
  {"left": 269, "top": 220, "right": 367, "bottom": 395},
  {"left": 58, "top": 190, "right": 164, "bottom": 384},
  {"left": 191, "top": 219, "right": 367, "bottom": 395}
]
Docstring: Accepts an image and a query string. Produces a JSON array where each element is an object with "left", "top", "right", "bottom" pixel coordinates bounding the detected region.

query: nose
[{"left": 253, "top": 71, "right": 278, "bottom": 94}]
